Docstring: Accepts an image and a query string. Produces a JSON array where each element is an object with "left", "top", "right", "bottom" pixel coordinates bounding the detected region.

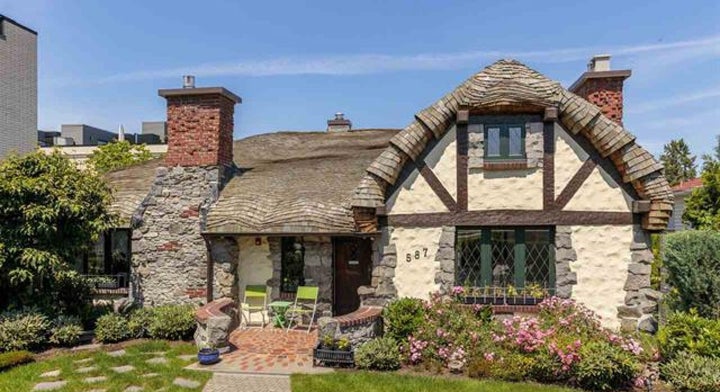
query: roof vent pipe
[{"left": 183, "top": 75, "right": 196, "bottom": 89}]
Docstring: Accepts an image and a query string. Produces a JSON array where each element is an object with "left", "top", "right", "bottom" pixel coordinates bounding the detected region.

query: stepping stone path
[
  {"left": 173, "top": 377, "right": 201, "bottom": 389},
  {"left": 107, "top": 349, "right": 126, "bottom": 357},
  {"left": 141, "top": 373, "right": 159, "bottom": 378},
  {"left": 124, "top": 386, "right": 143, "bottom": 392},
  {"left": 77, "top": 366, "right": 97, "bottom": 373},
  {"left": 83, "top": 376, "right": 107, "bottom": 383},
  {"left": 146, "top": 357, "right": 168, "bottom": 365},
  {"left": 86, "top": 390, "right": 107, "bottom": 392},
  {"left": 32, "top": 381, "right": 67, "bottom": 391},
  {"left": 74, "top": 358, "right": 93, "bottom": 364},
  {"left": 40, "top": 370, "right": 60, "bottom": 377},
  {"left": 111, "top": 365, "right": 135, "bottom": 373},
  {"left": 178, "top": 354, "right": 196, "bottom": 361}
]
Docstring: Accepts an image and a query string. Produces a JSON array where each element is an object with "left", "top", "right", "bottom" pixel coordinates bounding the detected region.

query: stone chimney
[
  {"left": 159, "top": 76, "right": 242, "bottom": 167},
  {"left": 569, "top": 55, "right": 631, "bottom": 125},
  {"left": 327, "top": 112, "right": 352, "bottom": 132}
]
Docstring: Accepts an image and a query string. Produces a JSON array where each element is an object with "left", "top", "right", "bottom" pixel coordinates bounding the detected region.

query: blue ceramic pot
[{"left": 198, "top": 348, "right": 220, "bottom": 365}]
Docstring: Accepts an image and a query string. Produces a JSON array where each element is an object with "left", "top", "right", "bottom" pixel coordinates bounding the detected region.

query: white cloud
[
  {"left": 46, "top": 35, "right": 720, "bottom": 86},
  {"left": 627, "top": 88, "right": 720, "bottom": 114}
]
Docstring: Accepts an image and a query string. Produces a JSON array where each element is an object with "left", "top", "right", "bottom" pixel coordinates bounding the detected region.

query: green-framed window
[
  {"left": 455, "top": 227, "right": 555, "bottom": 291},
  {"left": 484, "top": 124, "right": 526, "bottom": 160}
]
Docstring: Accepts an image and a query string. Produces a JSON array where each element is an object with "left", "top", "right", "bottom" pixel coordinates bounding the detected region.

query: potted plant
[
  {"left": 313, "top": 334, "right": 354, "bottom": 367},
  {"left": 506, "top": 285, "right": 522, "bottom": 305},
  {"left": 523, "top": 283, "right": 547, "bottom": 305},
  {"left": 197, "top": 343, "right": 220, "bottom": 365}
]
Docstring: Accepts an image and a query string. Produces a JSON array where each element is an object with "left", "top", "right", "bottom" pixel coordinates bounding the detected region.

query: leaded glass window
[
  {"left": 483, "top": 124, "right": 526, "bottom": 159},
  {"left": 456, "top": 227, "right": 554, "bottom": 292}
]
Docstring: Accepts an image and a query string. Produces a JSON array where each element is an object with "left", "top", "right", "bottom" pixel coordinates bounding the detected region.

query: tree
[
  {"left": 660, "top": 139, "right": 697, "bottom": 186},
  {"left": 86, "top": 140, "right": 153, "bottom": 174},
  {"left": 683, "top": 159, "right": 720, "bottom": 230},
  {"left": 0, "top": 150, "right": 115, "bottom": 309}
]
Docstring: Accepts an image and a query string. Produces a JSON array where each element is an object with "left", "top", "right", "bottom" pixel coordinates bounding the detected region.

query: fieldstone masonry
[
  {"left": 618, "top": 225, "right": 659, "bottom": 332},
  {"left": 267, "top": 236, "right": 333, "bottom": 315},
  {"left": 210, "top": 236, "right": 239, "bottom": 299},
  {"left": 554, "top": 226, "right": 578, "bottom": 298},
  {"left": 434, "top": 226, "right": 456, "bottom": 294},
  {"left": 359, "top": 226, "right": 398, "bottom": 306},
  {"left": 131, "top": 165, "right": 232, "bottom": 305}
]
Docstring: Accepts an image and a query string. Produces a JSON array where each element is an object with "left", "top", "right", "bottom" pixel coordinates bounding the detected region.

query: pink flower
[{"left": 484, "top": 352, "right": 495, "bottom": 361}]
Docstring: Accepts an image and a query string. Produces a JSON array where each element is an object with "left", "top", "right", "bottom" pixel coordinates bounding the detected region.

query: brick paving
[{"left": 189, "top": 327, "right": 331, "bottom": 375}]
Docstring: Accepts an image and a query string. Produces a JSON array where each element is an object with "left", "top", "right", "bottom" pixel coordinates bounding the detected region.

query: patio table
[{"left": 268, "top": 300, "right": 293, "bottom": 328}]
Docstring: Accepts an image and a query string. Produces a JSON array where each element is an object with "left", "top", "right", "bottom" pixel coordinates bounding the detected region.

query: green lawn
[
  {"left": 0, "top": 341, "right": 211, "bottom": 392},
  {"left": 291, "top": 372, "right": 582, "bottom": 392}
]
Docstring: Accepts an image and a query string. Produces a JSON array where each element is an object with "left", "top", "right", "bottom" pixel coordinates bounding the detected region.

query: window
[
  {"left": 483, "top": 124, "right": 525, "bottom": 160},
  {"left": 281, "top": 237, "right": 305, "bottom": 292},
  {"left": 456, "top": 227, "right": 554, "bottom": 292},
  {"left": 75, "top": 229, "right": 131, "bottom": 289}
]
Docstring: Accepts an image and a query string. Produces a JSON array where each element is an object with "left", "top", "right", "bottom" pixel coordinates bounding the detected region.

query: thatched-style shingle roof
[
  {"left": 353, "top": 59, "right": 673, "bottom": 230},
  {"left": 105, "top": 159, "right": 163, "bottom": 227},
  {"left": 205, "top": 129, "right": 399, "bottom": 233}
]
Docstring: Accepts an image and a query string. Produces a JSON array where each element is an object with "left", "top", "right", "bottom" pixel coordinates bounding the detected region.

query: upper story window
[{"left": 484, "top": 124, "right": 526, "bottom": 160}]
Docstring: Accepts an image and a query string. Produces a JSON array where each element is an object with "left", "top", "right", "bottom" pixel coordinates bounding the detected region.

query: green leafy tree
[
  {"left": 660, "top": 138, "right": 697, "bottom": 186},
  {"left": 87, "top": 140, "right": 153, "bottom": 174},
  {"left": 0, "top": 151, "right": 115, "bottom": 309},
  {"left": 683, "top": 159, "right": 720, "bottom": 230}
]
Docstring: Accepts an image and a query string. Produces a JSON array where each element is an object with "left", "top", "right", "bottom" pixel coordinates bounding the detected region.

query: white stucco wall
[
  {"left": 386, "top": 168, "right": 449, "bottom": 214},
  {"left": 391, "top": 227, "right": 442, "bottom": 299},
  {"left": 554, "top": 126, "right": 631, "bottom": 212},
  {"left": 237, "top": 236, "right": 273, "bottom": 299},
  {"left": 426, "top": 126, "right": 457, "bottom": 199},
  {"left": 467, "top": 169, "right": 544, "bottom": 210},
  {"left": 570, "top": 225, "right": 633, "bottom": 330}
]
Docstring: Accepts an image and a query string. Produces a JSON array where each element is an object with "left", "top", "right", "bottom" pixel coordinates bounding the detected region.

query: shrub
[
  {"left": 0, "top": 350, "right": 33, "bottom": 371},
  {"left": 48, "top": 316, "right": 83, "bottom": 347},
  {"left": 574, "top": 341, "right": 638, "bottom": 391},
  {"left": 94, "top": 314, "right": 129, "bottom": 343},
  {"left": 0, "top": 309, "right": 50, "bottom": 352},
  {"left": 51, "top": 271, "right": 94, "bottom": 318},
  {"left": 467, "top": 352, "right": 534, "bottom": 381},
  {"left": 383, "top": 298, "right": 425, "bottom": 342},
  {"left": 661, "top": 352, "right": 720, "bottom": 392},
  {"left": 657, "top": 311, "right": 720, "bottom": 359},
  {"left": 664, "top": 230, "right": 720, "bottom": 318},
  {"left": 127, "top": 308, "right": 154, "bottom": 338},
  {"left": 146, "top": 305, "right": 196, "bottom": 340},
  {"left": 355, "top": 337, "right": 401, "bottom": 371}
]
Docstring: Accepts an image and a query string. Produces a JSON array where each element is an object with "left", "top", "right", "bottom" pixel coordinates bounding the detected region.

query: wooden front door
[{"left": 333, "top": 237, "right": 373, "bottom": 316}]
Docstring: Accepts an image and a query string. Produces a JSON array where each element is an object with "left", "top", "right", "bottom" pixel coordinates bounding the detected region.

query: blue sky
[{"left": 2, "top": 0, "right": 719, "bottom": 157}]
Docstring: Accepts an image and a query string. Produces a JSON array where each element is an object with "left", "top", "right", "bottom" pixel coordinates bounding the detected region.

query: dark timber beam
[
  {"left": 415, "top": 160, "right": 457, "bottom": 212},
  {"left": 456, "top": 122, "right": 469, "bottom": 211},
  {"left": 554, "top": 159, "right": 598, "bottom": 210},
  {"left": 542, "top": 110, "right": 556, "bottom": 210},
  {"left": 387, "top": 210, "right": 633, "bottom": 227}
]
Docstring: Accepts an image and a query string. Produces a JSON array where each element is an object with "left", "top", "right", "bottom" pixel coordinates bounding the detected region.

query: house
[
  {"left": 668, "top": 177, "right": 702, "bottom": 231},
  {"left": 97, "top": 55, "right": 672, "bottom": 333},
  {"left": 0, "top": 14, "right": 37, "bottom": 158}
]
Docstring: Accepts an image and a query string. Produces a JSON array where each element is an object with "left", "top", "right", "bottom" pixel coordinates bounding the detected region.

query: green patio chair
[
  {"left": 240, "top": 284, "right": 268, "bottom": 329},
  {"left": 285, "top": 286, "right": 319, "bottom": 334}
]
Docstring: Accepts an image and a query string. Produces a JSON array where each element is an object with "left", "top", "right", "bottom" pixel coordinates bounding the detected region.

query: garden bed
[{"left": 313, "top": 343, "right": 354, "bottom": 367}]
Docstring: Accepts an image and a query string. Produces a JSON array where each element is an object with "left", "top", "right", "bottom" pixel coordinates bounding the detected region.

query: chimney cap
[
  {"left": 183, "top": 75, "right": 196, "bottom": 88},
  {"left": 327, "top": 112, "right": 352, "bottom": 132},
  {"left": 588, "top": 54, "right": 612, "bottom": 72},
  {"left": 158, "top": 86, "right": 242, "bottom": 104}
]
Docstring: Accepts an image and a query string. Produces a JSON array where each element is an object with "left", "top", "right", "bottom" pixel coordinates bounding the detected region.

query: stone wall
[
  {"left": 618, "top": 225, "right": 659, "bottom": 332},
  {"left": 267, "top": 236, "right": 333, "bottom": 315},
  {"left": 210, "top": 236, "right": 239, "bottom": 300},
  {"left": 131, "top": 165, "right": 231, "bottom": 305},
  {"left": 359, "top": 226, "right": 398, "bottom": 307},
  {"left": 555, "top": 226, "right": 578, "bottom": 298},
  {"left": 434, "top": 226, "right": 456, "bottom": 294}
]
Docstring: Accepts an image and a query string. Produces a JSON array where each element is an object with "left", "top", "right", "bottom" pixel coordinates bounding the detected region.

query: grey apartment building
[{"left": 0, "top": 14, "right": 37, "bottom": 158}]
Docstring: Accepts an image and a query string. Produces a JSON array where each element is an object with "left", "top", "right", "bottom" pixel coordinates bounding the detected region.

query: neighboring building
[
  {"left": 37, "top": 130, "right": 61, "bottom": 147},
  {"left": 142, "top": 121, "right": 167, "bottom": 143},
  {"left": 41, "top": 144, "right": 167, "bottom": 170},
  {"left": 100, "top": 56, "right": 672, "bottom": 333},
  {"left": 0, "top": 14, "right": 37, "bottom": 158},
  {"left": 60, "top": 124, "right": 118, "bottom": 146},
  {"left": 668, "top": 178, "right": 703, "bottom": 231}
]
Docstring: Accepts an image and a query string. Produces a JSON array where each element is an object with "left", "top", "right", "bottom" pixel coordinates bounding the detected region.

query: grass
[
  {"left": 0, "top": 340, "right": 211, "bottom": 392},
  {"left": 291, "top": 372, "right": 582, "bottom": 392}
]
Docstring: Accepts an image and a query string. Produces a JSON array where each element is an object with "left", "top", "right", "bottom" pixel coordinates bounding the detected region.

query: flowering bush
[{"left": 406, "top": 291, "right": 644, "bottom": 391}]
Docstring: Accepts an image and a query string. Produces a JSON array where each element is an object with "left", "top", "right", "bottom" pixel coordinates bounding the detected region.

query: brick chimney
[
  {"left": 158, "top": 76, "right": 242, "bottom": 167},
  {"left": 569, "top": 55, "right": 631, "bottom": 125},
  {"left": 327, "top": 112, "right": 352, "bottom": 132}
]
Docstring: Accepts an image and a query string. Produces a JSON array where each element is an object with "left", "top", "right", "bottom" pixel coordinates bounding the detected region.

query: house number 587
[{"left": 406, "top": 248, "right": 429, "bottom": 262}]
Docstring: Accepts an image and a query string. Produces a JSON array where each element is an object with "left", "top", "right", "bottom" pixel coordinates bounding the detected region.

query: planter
[
  {"left": 313, "top": 343, "right": 354, "bottom": 367},
  {"left": 462, "top": 296, "right": 504, "bottom": 305},
  {"left": 506, "top": 297, "right": 543, "bottom": 306},
  {"left": 197, "top": 348, "right": 221, "bottom": 365}
]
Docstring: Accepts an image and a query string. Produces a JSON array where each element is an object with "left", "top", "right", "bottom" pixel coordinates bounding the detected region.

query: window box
[{"left": 313, "top": 342, "right": 354, "bottom": 367}]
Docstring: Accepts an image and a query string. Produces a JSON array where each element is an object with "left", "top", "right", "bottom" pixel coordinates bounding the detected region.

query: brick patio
[{"left": 189, "top": 327, "right": 331, "bottom": 375}]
